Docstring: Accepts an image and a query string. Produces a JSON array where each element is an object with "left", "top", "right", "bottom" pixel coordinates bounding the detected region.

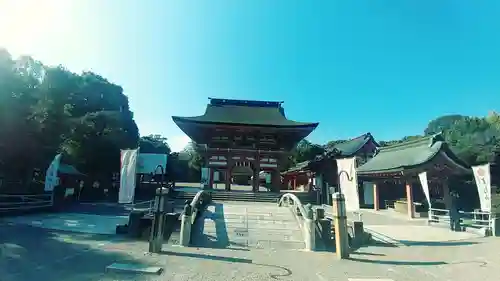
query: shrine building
[
  {"left": 281, "top": 133, "right": 379, "bottom": 204},
  {"left": 357, "top": 133, "right": 471, "bottom": 218},
  {"left": 172, "top": 98, "right": 319, "bottom": 192}
]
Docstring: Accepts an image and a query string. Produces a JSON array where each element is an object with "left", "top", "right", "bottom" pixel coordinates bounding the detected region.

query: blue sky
[{"left": 1, "top": 1, "right": 499, "bottom": 151}]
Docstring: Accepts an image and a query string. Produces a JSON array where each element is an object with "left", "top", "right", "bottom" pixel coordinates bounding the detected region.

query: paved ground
[
  {"left": 355, "top": 209, "right": 482, "bottom": 246},
  {"left": 192, "top": 201, "right": 305, "bottom": 250},
  {"left": 2, "top": 219, "right": 500, "bottom": 281},
  {"left": 2, "top": 198, "right": 499, "bottom": 280}
]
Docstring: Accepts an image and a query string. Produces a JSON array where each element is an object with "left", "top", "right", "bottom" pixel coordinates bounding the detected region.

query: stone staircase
[
  {"left": 191, "top": 202, "right": 306, "bottom": 250},
  {"left": 172, "top": 189, "right": 316, "bottom": 204}
]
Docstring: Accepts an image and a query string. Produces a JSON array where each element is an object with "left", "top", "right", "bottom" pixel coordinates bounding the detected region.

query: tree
[
  {"left": 183, "top": 142, "right": 203, "bottom": 171},
  {"left": 139, "top": 135, "right": 171, "bottom": 154},
  {"left": 0, "top": 48, "right": 139, "bottom": 183}
]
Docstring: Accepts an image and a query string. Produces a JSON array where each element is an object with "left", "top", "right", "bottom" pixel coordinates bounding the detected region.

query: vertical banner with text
[
  {"left": 44, "top": 154, "right": 62, "bottom": 192},
  {"left": 472, "top": 163, "right": 492, "bottom": 212},
  {"left": 119, "top": 149, "right": 138, "bottom": 204},
  {"left": 336, "top": 157, "right": 360, "bottom": 211},
  {"left": 418, "top": 171, "right": 431, "bottom": 206}
]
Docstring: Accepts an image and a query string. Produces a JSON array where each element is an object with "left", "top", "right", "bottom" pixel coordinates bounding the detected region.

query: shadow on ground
[
  {"left": 160, "top": 249, "right": 293, "bottom": 279},
  {"left": 0, "top": 223, "right": 155, "bottom": 281},
  {"left": 348, "top": 256, "right": 447, "bottom": 266},
  {"left": 191, "top": 203, "right": 249, "bottom": 251},
  {"left": 398, "top": 240, "right": 480, "bottom": 246}
]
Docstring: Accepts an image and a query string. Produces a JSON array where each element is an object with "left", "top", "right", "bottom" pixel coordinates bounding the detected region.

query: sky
[{"left": 1, "top": 0, "right": 499, "bottom": 152}]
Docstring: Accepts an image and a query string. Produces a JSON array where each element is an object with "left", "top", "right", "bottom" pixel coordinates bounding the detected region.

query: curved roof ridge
[{"left": 379, "top": 133, "right": 443, "bottom": 153}]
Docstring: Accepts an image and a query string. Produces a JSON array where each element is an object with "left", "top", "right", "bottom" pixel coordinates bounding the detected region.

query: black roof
[{"left": 172, "top": 98, "right": 319, "bottom": 128}]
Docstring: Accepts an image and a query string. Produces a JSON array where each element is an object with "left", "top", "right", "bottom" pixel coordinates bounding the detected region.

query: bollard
[
  {"left": 148, "top": 187, "right": 169, "bottom": 253},
  {"left": 332, "top": 192, "right": 349, "bottom": 259},
  {"left": 179, "top": 202, "right": 193, "bottom": 246},
  {"left": 315, "top": 207, "right": 325, "bottom": 221},
  {"left": 303, "top": 204, "right": 315, "bottom": 251},
  {"left": 351, "top": 221, "right": 364, "bottom": 248},
  {"left": 319, "top": 218, "right": 333, "bottom": 249}
]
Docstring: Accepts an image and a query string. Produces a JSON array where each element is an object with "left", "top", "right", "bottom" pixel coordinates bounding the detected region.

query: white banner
[
  {"left": 136, "top": 153, "right": 168, "bottom": 174},
  {"left": 472, "top": 163, "right": 491, "bottom": 212},
  {"left": 44, "top": 154, "right": 62, "bottom": 192},
  {"left": 363, "top": 182, "right": 374, "bottom": 205},
  {"left": 418, "top": 172, "right": 431, "bottom": 206},
  {"left": 119, "top": 149, "right": 138, "bottom": 204},
  {"left": 265, "top": 173, "right": 271, "bottom": 184},
  {"left": 201, "top": 167, "right": 209, "bottom": 188},
  {"left": 336, "top": 157, "right": 360, "bottom": 211}
]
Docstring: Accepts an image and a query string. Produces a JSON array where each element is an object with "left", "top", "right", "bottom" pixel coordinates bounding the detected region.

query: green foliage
[
  {"left": 139, "top": 135, "right": 171, "bottom": 154},
  {"left": 183, "top": 142, "right": 204, "bottom": 171},
  {"left": 0, "top": 48, "right": 140, "bottom": 179},
  {"left": 294, "top": 114, "right": 500, "bottom": 167}
]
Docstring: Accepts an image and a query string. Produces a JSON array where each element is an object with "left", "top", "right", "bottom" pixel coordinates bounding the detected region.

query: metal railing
[
  {"left": 321, "top": 204, "right": 362, "bottom": 222},
  {"left": 0, "top": 193, "right": 53, "bottom": 211},
  {"left": 384, "top": 200, "right": 396, "bottom": 209},
  {"left": 128, "top": 200, "right": 155, "bottom": 215},
  {"left": 429, "top": 207, "right": 493, "bottom": 232}
]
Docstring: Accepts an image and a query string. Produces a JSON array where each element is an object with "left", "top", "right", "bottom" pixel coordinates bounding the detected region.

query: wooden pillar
[
  {"left": 308, "top": 172, "right": 314, "bottom": 192},
  {"left": 225, "top": 170, "right": 231, "bottom": 191},
  {"left": 293, "top": 176, "right": 297, "bottom": 190},
  {"left": 271, "top": 170, "right": 281, "bottom": 192},
  {"left": 442, "top": 181, "right": 451, "bottom": 209},
  {"left": 253, "top": 154, "right": 260, "bottom": 192},
  {"left": 225, "top": 158, "right": 233, "bottom": 191},
  {"left": 209, "top": 168, "right": 215, "bottom": 189},
  {"left": 373, "top": 183, "right": 380, "bottom": 211},
  {"left": 406, "top": 182, "right": 415, "bottom": 219}
]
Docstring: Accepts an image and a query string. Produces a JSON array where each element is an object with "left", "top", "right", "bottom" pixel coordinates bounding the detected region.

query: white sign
[
  {"left": 472, "top": 163, "right": 492, "bottom": 212},
  {"left": 201, "top": 167, "right": 209, "bottom": 188},
  {"left": 363, "top": 182, "right": 374, "bottom": 205},
  {"left": 136, "top": 153, "right": 168, "bottom": 174},
  {"left": 119, "top": 149, "right": 138, "bottom": 204},
  {"left": 265, "top": 173, "right": 271, "bottom": 184},
  {"left": 337, "top": 157, "right": 360, "bottom": 211},
  {"left": 44, "top": 154, "right": 62, "bottom": 192},
  {"left": 418, "top": 172, "right": 431, "bottom": 206}
]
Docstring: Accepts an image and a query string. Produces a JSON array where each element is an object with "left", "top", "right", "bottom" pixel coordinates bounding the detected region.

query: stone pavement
[
  {"left": 5, "top": 219, "right": 500, "bottom": 281},
  {"left": 3, "top": 210, "right": 500, "bottom": 280},
  {"left": 352, "top": 209, "right": 482, "bottom": 246},
  {"left": 191, "top": 201, "right": 305, "bottom": 250}
]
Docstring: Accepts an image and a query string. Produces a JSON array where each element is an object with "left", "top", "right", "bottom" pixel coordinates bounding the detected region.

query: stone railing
[
  {"left": 179, "top": 190, "right": 212, "bottom": 246},
  {"left": 278, "top": 193, "right": 316, "bottom": 251}
]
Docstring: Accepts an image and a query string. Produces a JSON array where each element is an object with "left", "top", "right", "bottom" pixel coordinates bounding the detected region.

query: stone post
[
  {"left": 180, "top": 202, "right": 193, "bottom": 246},
  {"left": 149, "top": 187, "right": 169, "bottom": 253},
  {"left": 332, "top": 192, "right": 349, "bottom": 259},
  {"left": 303, "top": 203, "right": 315, "bottom": 251}
]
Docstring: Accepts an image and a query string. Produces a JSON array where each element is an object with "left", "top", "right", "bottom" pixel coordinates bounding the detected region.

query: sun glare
[{"left": 0, "top": 0, "right": 75, "bottom": 57}]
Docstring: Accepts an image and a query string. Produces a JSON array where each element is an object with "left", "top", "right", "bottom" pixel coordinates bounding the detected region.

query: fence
[
  {"left": 321, "top": 204, "right": 363, "bottom": 221},
  {"left": 429, "top": 207, "right": 493, "bottom": 233},
  {"left": 0, "top": 193, "right": 54, "bottom": 212}
]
